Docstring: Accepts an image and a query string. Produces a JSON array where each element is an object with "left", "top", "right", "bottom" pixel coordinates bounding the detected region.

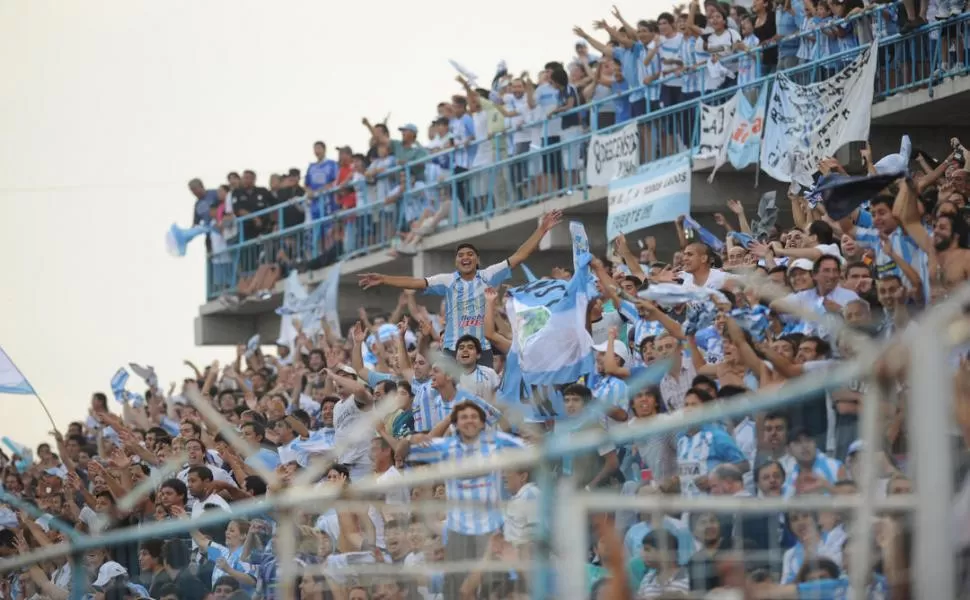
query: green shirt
[{"left": 390, "top": 140, "right": 429, "bottom": 181}]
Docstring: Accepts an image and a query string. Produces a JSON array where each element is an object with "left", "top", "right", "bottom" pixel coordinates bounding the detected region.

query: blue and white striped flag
[
  {"left": 503, "top": 252, "right": 596, "bottom": 386},
  {"left": 639, "top": 283, "right": 722, "bottom": 306},
  {"left": 569, "top": 221, "right": 600, "bottom": 298},
  {"left": 0, "top": 347, "right": 34, "bottom": 395},
  {"left": 521, "top": 264, "right": 538, "bottom": 283},
  {"left": 2, "top": 437, "right": 33, "bottom": 473},
  {"left": 110, "top": 368, "right": 130, "bottom": 403},
  {"left": 682, "top": 216, "right": 725, "bottom": 252}
]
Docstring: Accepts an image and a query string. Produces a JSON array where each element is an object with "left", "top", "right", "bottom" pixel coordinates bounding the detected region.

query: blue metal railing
[{"left": 207, "top": 8, "right": 969, "bottom": 299}]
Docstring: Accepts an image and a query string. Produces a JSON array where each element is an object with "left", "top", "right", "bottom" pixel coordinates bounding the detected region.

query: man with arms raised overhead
[{"left": 358, "top": 210, "right": 562, "bottom": 367}]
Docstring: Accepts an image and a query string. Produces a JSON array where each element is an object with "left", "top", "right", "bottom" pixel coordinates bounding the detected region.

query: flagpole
[
  {"left": 33, "top": 391, "right": 59, "bottom": 431},
  {"left": 0, "top": 347, "right": 58, "bottom": 431}
]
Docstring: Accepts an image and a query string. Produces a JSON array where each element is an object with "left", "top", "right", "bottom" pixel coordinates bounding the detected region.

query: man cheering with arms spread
[{"left": 358, "top": 210, "right": 562, "bottom": 367}]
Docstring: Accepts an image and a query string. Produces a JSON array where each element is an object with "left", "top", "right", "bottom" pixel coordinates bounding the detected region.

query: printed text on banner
[{"left": 606, "top": 152, "right": 692, "bottom": 240}]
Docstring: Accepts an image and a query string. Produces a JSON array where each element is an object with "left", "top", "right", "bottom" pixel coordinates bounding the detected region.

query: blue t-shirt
[
  {"left": 305, "top": 159, "right": 338, "bottom": 191},
  {"left": 796, "top": 574, "right": 889, "bottom": 600}
]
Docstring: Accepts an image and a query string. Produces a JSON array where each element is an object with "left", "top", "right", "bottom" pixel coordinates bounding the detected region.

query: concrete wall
[{"left": 195, "top": 78, "right": 970, "bottom": 346}]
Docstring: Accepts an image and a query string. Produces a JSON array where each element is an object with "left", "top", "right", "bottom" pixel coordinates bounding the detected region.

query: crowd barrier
[{"left": 4, "top": 281, "right": 968, "bottom": 599}]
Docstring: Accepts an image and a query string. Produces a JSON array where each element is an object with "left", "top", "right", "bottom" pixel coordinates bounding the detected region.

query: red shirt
[{"left": 336, "top": 164, "right": 356, "bottom": 210}]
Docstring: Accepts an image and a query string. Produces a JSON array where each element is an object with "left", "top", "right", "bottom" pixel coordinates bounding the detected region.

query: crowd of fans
[
  {"left": 7, "top": 135, "right": 970, "bottom": 598},
  {"left": 189, "top": 0, "right": 970, "bottom": 305},
  {"left": 4, "top": 1, "right": 970, "bottom": 599}
]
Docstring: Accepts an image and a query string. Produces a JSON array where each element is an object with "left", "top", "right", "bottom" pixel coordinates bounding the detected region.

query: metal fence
[
  {"left": 3, "top": 280, "right": 967, "bottom": 599},
  {"left": 205, "top": 6, "right": 970, "bottom": 300}
]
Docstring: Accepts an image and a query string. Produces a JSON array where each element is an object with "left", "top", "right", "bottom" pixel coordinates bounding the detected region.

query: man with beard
[{"left": 903, "top": 212, "right": 970, "bottom": 300}]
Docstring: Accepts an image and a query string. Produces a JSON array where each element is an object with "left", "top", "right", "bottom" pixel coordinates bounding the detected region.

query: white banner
[
  {"left": 277, "top": 263, "right": 342, "bottom": 347},
  {"left": 586, "top": 122, "right": 640, "bottom": 187},
  {"left": 695, "top": 93, "right": 740, "bottom": 161},
  {"left": 760, "top": 42, "right": 878, "bottom": 188},
  {"left": 606, "top": 153, "right": 692, "bottom": 240}
]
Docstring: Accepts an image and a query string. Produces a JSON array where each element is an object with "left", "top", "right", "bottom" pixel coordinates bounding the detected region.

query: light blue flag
[
  {"left": 682, "top": 216, "right": 726, "bottom": 253},
  {"left": 2, "top": 437, "right": 33, "bottom": 473},
  {"left": 728, "top": 231, "right": 756, "bottom": 248},
  {"left": 110, "top": 368, "right": 130, "bottom": 403},
  {"left": 521, "top": 264, "right": 538, "bottom": 283},
  {"left": 725, "top": 82, "right": 768, "bottom": 170},
  {"left": 607, "top": 152, "right": 691, "bottom": 240},
  {"left": 245, "top": 334, "right": 261, "bottom": 357},
  {"left": 569, "top": 220, "right": 600, "bottom": 299},
  {"left": 0, "top": 347, "right": 34, "bottom": 395},
  {"left": 502, "top": 252, "right": 596, "bottom": 387}
]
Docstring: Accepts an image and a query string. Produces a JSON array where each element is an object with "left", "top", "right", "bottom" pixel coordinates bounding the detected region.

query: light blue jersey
[
  {"left": 408, "top": 430, "right": 526, "bottom": 535},
  {"left": 676, "top": 424, "right": 746, "bottom": 497},
  {"left": 853, "top": 225, "right": 931, "bottom": 302},
  {"left": 425, "top": 260, "right": 512, "bottom": 350}
]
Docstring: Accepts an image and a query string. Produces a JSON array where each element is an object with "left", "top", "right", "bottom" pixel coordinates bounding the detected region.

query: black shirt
[
  {"left": 233, "top": 186, "right": 274, "bottom": 240},
  {"left": 274, "top": 185, "right": 307, "bottom": 229}
]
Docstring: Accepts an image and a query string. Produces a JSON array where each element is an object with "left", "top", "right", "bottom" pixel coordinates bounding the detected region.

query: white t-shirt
[
  {"left": 333, "top": 395, "right": 373, "bottom": 468},
  {"left": 503, "top": 482, "right": 541, "bottom": 545},
  {"left": 190, "top": 491, "right": 232, "bottom": 518},
  {"left": 504, "top": 93, "right": 532, "bottom": 145},
  {"left": 678, "top": 268, "right": 731, "bottom": 290},
  {"left": 368, "top": 466, "right": 410, "bottom": 549}
]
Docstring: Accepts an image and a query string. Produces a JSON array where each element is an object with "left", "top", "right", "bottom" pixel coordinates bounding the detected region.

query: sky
[{"left": 0, "top": 0, "right": 667, "bottom": 448}]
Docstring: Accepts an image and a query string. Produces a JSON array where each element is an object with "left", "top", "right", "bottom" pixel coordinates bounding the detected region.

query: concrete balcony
[{"left": 196, "top": 69, "right": 970, "bottom": 346}]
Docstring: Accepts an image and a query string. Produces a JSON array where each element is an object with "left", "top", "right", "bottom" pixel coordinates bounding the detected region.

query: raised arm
[
  {"left": 508, "top": 210, "right": 563, "bottom": 269},
  {"left": 358, "top": 273, "right": 429, "bottom": 290},
  {"left": 573, "top": 26, "right": 614, "bottom": 58},
  {"left": 484, "top": 288, "right": 512, "bottom": 354}
]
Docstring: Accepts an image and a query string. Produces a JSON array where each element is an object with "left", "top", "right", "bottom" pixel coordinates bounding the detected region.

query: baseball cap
[
  {"left": 93, "top": 561, "right": 128, "bottom": 587},
  {"left": 592, "top": 340, "right": 632, "bottom": 365},
  {"left": 398, "top": 123, "right": 419, "bottom": 134},
  {"left": 787, "top": 258, "right": 814, "bottom": 273},
  {"left": 336, "top": 364, "right": 358, "bottom": 378}
]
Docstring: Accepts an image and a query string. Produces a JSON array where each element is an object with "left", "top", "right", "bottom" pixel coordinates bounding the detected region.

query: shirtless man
[{"left": 897, "top": 181, "right": 970, "bottom": 298}]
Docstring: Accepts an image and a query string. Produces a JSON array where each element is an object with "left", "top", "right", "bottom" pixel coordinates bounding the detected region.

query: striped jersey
[
  {"left": 853, "top": 225, "right": 931, "bottom": 303},
  {"left": 407, "top": 430, "right": 526, "bottom": 535},
  {"left": 781, "top": 533, "right": 844, "bottom": 584},
  {"left": 658, "top": 33, "right": 685, "bottom": 88},
  {"left": 430, "top": 388, "right": 503, "bottom": 428},
  {"left": 207, "top": 543, "right": 257, "bottom": 593},
  {"left": 782, "top": 451, "right": 844, "bottom": 498},
  {"left": 458, "top": 364, "right": 501, "bottom": 400},
  {"left": 636, "top": 567, "right": 691, "bottom": 598},
  {"left": 680, "top": 36, "right": 703, "bottom": 95},
  {"left": 449, "top": 114, "right": 476, "bottom": 169},
  {"left": 589, "top": 372, "right": 629, "bottom": 427},
  {"left": 425, "top": 260, "right": 512, "bottom": 350},
  {"left": 676, "top": 424, "right": 747, "bottom": 497},
  {"left": 642, "top": 40, "right": 663, "bottom": 102},
  {"left": 410, "top": 377, "right": 435, "bottom": 433}
]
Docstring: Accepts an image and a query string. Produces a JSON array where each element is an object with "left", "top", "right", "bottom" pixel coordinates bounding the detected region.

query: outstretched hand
[{"left": 358, "top": 273, "right": 385, "bottom": 290}]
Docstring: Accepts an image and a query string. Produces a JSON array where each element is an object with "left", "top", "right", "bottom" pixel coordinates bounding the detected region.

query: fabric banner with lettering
[
  {"left": 760, "top": 42, "right": 878, "bottom": 188},
  {"left": 606, "top": 152, "right": 692, "bottom": 240},
  {"left": 695, "top": 93, "right": 741, "bottom": 162},
  {"left": 585, "top": 122, "right": 641, "bottom": 187}
]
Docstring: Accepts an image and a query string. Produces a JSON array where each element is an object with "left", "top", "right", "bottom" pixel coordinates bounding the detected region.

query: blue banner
[{"left": 606, "top": 152, "right": 692, "bottom": 240}]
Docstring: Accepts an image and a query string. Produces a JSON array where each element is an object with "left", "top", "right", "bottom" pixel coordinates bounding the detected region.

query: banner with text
[
  {"left": 695, "top": 93, "right": 741, "bottom": 162},
  {"left": 607, "top": 152, "right": 691, "bottom": 240},
  {"left": 586, "top": 122, "right": 640, "bottom": 187},
  {"left": 760, "top": 42, "right": 878, "bottom": 188}
]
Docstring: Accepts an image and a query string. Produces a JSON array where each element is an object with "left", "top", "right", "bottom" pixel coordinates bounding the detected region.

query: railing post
[{"left": 908, "top": 319, "right": 955, "bottom": 599}]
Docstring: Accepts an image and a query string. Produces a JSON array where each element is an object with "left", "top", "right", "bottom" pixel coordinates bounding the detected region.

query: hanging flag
[
  {"left": 110, "top": 368, "right": 130, "bottom": 403},
  {"left": 818, "top": 171, "right": 904, "bottom": 220},
  {"left": 0, "top": 347, "right": 33, "bottom": 395},
  {"left": 520, "top": 264, "right": 538, "bottom": 283},
  {"left": 503, "top": 252, "right": 596, "bottom": 387},
  {"left": 607, "top": 152, "right": 692, "bottom": 240},
  {"left": 276, "top": 263, "right": 343, "bottom": 347},
  {"left": 761, "top": 42, "right": 879, "bottom": 188},
  {"left": 718, "top": 83, "right": 768, "bottom": 175}
]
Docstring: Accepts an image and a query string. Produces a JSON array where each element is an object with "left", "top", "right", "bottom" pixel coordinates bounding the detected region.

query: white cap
[
  {"left": 93, "top": 561, "right": 128, "bottom": 587},
  {"left": 336, "top": 364, "right": 358, "bottom": 378},
  {"left": 593, "top": 340, "right": 631, "bottom": 365},
  {"left": 787, "top": 258, "right": 814, "bottom": 273}
]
